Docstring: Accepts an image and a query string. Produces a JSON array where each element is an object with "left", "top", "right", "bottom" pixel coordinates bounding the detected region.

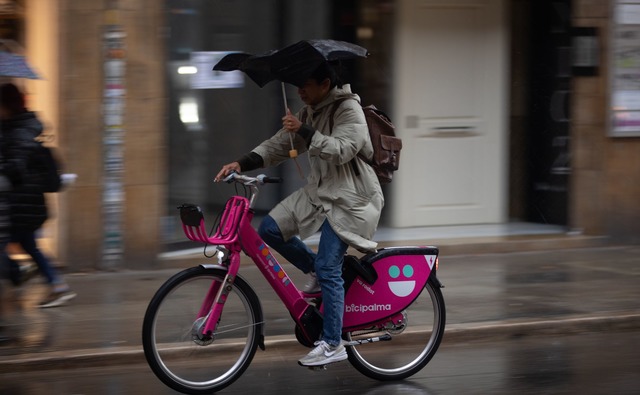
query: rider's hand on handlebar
[{"left": 214, "top": 162, "right": 241, "bottom": 182}]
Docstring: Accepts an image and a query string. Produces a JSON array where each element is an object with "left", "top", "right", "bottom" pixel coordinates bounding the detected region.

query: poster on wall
[
  {"left": 102, "top": 18, "right": 125, "bottom": 268},
  {"left": 190, "top": 51, "right": 244, "bottom": 90},
  {"left": 611, "top": 0, "right": 640, "bottom": 136}
]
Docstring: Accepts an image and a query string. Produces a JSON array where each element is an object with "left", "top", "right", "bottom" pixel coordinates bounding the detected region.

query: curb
[
  {"left": 1, "top": 312, "right": 638, "bottom": 373},
  {"left": 441, "top": 313, "right": 640, "bottom": 342}
]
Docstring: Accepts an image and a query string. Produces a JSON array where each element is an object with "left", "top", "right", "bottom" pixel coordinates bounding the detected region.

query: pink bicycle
[{"left": 142, "top": 173, "right": 446, "bottom": 394}]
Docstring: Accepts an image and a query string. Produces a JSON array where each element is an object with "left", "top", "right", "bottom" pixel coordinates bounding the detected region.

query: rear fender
[{"left": 343, "top": 246, "right": 439, "bottom": 329}]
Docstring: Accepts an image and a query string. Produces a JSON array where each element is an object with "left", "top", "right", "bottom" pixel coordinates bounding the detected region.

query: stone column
[{"left": 58, "top": 0, "right": 166, "bottom": 270}]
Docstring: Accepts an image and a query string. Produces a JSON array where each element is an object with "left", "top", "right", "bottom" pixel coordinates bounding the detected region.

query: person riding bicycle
[{"left": 215, "top": 62, "right": 383, "bottom": 367}]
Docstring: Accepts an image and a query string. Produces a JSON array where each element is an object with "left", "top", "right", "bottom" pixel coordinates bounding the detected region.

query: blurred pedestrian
[
  {"left": 0, "top": 155, "right": 10, "bottom": 343},
  {"left": 0, "top": 83, "right": 75, "bottom": 308},
  {"left": 0, "top": 84, "right": 16, "bottom": 342}
]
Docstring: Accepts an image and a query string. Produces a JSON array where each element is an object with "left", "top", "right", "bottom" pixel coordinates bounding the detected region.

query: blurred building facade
[{"left": 1, "top": 0, "right": 637, "bottom": 271}]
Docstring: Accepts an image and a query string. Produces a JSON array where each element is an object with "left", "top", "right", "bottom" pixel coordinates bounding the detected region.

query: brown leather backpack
[{"left": 330, "top": 100, "right": 402, "bottom": 184}]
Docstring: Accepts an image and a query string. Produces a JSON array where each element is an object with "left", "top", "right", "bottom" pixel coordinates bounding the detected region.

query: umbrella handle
[
  {"left": 281, "top": 82, "right": 303, "bottom": 178},
  {"left": 281, "top": 82, "right": 299, "bottom": 158},
  {"left": 281, "top": 82, "right": 288, "bottom": 114}
]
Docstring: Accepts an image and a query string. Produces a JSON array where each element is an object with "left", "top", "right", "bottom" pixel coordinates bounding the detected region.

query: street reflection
[
  {"left": 508, "top": 338, "right": 572, "bottom": 391},
  {"left": 1, "top": 332, "right": 638, "bottom": 395},
  {"left": 0, "top": 283, "right": 57, "bottom": 354},
  {"left": 363, "top": 381, "right": 434, "bottom": 395}
]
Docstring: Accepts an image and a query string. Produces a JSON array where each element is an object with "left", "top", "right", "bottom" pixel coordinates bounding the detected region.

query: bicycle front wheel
[
  {"left": 346, "top": 277, "right": 446, "bottom": 381},
  {"left": 142, "top": 266, "right": 263, "bottom": 394}
]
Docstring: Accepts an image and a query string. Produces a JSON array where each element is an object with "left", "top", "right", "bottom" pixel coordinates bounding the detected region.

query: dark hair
[
  {"left": 309, "top": 61, "right": 343, "bottom": 89},
  {"left": 0, "top": 83, "right": 27, "bottom": 115}
]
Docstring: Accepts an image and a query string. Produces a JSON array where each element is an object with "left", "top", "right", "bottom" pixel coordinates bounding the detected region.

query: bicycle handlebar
[
  {"left": 221, "top": 172, "right": 282, "bottom": 207},
  {"left": 257, "top": 174, "right": 283, "bottom": 184},
  {"left": 222, "top": 172, "right": 283, "bottom": 185}
]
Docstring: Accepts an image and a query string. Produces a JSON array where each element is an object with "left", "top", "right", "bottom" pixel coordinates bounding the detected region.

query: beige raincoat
[{"left": 252, "top": 84, "right": 383, "bottom": 252}]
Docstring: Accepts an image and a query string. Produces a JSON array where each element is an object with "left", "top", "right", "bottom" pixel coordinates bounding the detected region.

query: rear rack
[{"left": 178, "top": 196, "right": 249, "bottom": 245}]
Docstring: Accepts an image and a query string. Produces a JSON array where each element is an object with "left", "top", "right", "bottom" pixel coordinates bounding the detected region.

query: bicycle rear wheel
[
  {"left": 142, "top": 266, "right": 263, "bottom": 394},
  {"left": 345, "top": 277, "right": 445, "bottom": 381}
]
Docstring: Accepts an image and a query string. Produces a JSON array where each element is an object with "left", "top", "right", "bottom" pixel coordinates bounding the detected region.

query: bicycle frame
[
  {"left": 181, "top": 195, "right": 315, "bottom": 341},
  {"left": 180, "top": 181, "right": 440, "bottom": 345}
]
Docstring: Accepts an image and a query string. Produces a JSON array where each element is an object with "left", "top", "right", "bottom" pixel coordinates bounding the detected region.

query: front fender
[{"left": 199, "top": 263, "right": 228, "bottom": 271}]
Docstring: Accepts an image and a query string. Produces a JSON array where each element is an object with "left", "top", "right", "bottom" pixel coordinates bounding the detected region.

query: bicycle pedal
[{"left": 307, "top": 365, "right": 327, "bottom": 371}]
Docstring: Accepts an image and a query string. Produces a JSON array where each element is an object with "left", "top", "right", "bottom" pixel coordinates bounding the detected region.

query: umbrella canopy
[
  {"left": 213, "top": 39, "right": 368, "bottom": 88},
  {"left": 0, "top": 51, "right": 40, "bottom": 79},
  {"left": 213, "top": 51, "right": 275, "bottom": 87}
]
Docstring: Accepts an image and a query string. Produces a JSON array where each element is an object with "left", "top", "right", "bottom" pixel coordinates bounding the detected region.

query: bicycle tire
[
  {"left": 142, "top": 266, "right": 263, "bottom": 394},
  {"left": 345, "top": 277, "right": 446, "bottom": 381}
]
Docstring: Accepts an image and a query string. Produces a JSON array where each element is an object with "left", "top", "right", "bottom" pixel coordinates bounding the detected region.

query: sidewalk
[{"left": 1, "top": 233, "right": 638, "bottom": 373}]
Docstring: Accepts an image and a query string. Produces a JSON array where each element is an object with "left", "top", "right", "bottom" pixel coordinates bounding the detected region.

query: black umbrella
[
  {"left": 213, "top": 39, "right": 368, "bottom": 88},
  {"left": 212, "top": 51, "right": 275, "bottom": 87}
]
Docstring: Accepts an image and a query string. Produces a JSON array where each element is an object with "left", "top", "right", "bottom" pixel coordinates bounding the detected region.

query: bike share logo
[
  {"left": 346, "top": 264, "right": 416, "bottom": 314},
  {"left": 345, "top": 303, "right": 391, "bottom": 313},
  {"left": 257, "top": 242, "right": 291, "bottom": 286},
  {"left": 347, "top": 278, "right": 392, "bottom": 313},
  {"left": 388, "top": 264, "right": 416, "bottom": 297}
]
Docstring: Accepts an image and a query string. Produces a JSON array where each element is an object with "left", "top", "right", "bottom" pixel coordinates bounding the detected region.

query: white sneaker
[
  {"left": 302, "top": 272, "right": 321, "bottom": 294},
  {"left": 38, "top": 290, "right": 77, "bottom": 308},
  {"left": 298, "top": 340, "right": 347, "bottom": 367}
]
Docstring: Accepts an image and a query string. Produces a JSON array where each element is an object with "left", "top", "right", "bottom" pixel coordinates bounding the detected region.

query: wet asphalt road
[
  {"left": 2, "top": 245, "right": 639, "bottom": 362},
  {"left": 1, "top": 331, "right": 638, "bottom": 395}
]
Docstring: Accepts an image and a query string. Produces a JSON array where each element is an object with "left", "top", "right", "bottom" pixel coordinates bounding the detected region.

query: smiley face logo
[{"left": 388, "top": 265, "right": 416, "bottom": 297}]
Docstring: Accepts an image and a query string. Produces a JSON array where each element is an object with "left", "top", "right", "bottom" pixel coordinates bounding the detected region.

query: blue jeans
[
  {"left": 4, "top": 229, "right": 60, "bottom": 286},
  {"left": 259, "top": 215, "right": 348, "bottom": 347}
]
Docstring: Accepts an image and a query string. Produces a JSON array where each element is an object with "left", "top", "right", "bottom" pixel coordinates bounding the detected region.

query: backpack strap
[
  {"left": 300, "top": 108, "right": 309, "bottom": 125},
  {"left": 328, "top": 98, "right": 348, "bottom": 133}
]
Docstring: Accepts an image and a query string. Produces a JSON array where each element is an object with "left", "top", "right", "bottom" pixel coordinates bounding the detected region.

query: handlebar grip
[
  {"left": 222, "top": 171, "right": 237, "bottom": 183},
  {"left": 258, "top": 175, "right": 283, "bottom": 184}
]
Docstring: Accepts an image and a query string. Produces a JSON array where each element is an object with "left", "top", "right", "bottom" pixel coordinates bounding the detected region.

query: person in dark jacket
[
  {"left": 0, "top": 83, "right": 75, "bottom": 308},
  {"left": 0, "top": 124, "right": 11, "bottom": 343}
]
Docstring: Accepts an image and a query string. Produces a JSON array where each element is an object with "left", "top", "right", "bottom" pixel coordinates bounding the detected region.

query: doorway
[
  {"left": 510, "top": 0, "right": 571, "bottom": 226},
  {"left": 392, "top": 0, "right": 509, "bottom": 227}
]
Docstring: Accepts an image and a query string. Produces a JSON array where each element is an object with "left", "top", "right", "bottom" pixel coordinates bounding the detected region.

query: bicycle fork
[{"left": 194, "top": 269, "right": 236, "bottom": 341}]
